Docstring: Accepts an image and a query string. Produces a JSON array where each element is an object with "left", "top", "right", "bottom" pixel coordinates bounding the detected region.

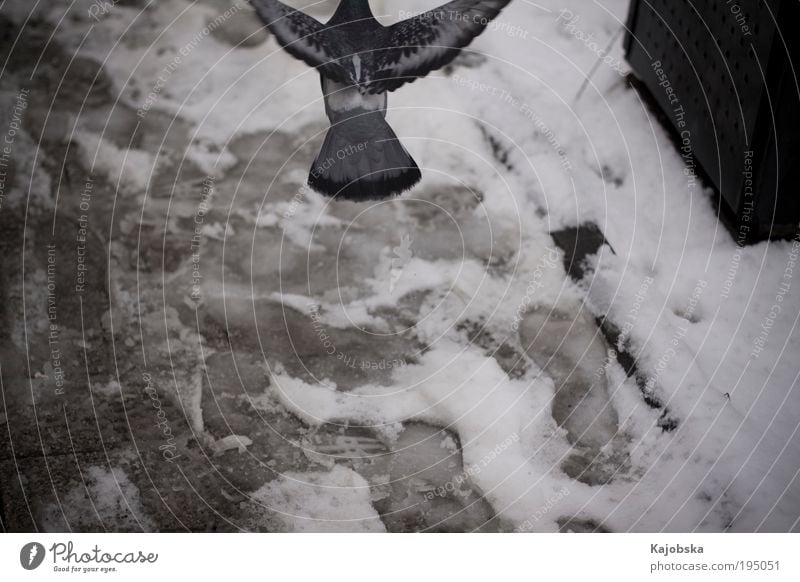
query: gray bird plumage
[{"left": 250, "top": 0, "right": 513, "bottom": 200}]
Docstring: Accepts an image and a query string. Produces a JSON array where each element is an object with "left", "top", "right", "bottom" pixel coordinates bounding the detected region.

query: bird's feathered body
[{"left": 250, "top": 0, "right": 513, "bottom": 200}]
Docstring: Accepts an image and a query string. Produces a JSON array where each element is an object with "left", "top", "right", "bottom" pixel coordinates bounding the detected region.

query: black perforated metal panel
[{"left": 624, "top": 0, "right": 799, "bottom": 240}]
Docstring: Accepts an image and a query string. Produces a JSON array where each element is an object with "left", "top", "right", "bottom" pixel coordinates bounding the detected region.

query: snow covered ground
[{"left": 1, "top": 0, "right": 798, "bottom": 532}]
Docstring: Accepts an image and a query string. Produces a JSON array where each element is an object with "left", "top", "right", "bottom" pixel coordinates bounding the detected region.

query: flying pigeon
[{"left": 250, "top": 0, "right": 513, "bottom": 201}]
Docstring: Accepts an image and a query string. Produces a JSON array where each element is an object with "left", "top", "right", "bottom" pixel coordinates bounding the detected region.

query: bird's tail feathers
[{"left": 308, "top": 111, "right": 421, "bottom": 201}]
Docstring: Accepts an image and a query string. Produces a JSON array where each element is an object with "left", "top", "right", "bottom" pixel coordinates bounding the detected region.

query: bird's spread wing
[
  {"left": 368, "top": 0, "right": 513, "bottom": 93},
  {"left": 249, "top": 0, "right": 351, "bottom": 83}
]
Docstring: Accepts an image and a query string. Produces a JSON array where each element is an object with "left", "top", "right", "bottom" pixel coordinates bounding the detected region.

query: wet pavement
[{"left": 0, "top": 5, "right": 627, "bottom": 532}]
